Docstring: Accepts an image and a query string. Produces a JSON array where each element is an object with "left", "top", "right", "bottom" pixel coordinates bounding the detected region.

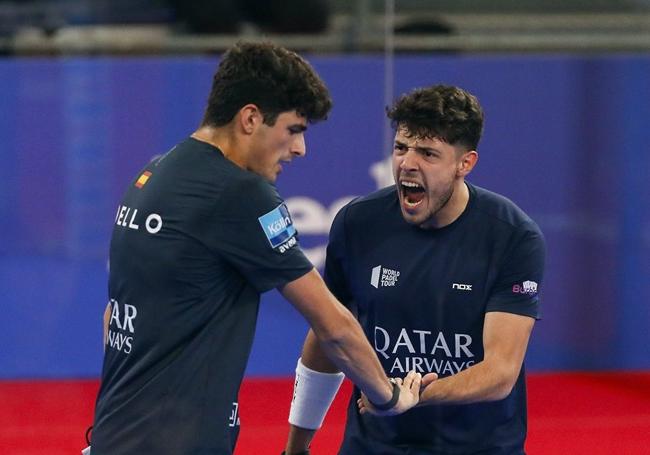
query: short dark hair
[
  {"left": 387, "top": 85, "right": 484, "bottom": 150},
  {"left": 202, "top": 41, "right": 332, "bottom": 127}
]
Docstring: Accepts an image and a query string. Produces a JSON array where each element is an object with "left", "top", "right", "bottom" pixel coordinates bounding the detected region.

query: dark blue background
[{"left": 1, "top": 55, "right": 648, "bottom": 378}]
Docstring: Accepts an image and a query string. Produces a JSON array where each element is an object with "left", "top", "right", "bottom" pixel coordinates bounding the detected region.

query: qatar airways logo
[
  {"left": 106, "top": 299, "right": 138, "bottom": 354},
  {"left": 374, "top": 326, "right": 476, "bottom": 375}
]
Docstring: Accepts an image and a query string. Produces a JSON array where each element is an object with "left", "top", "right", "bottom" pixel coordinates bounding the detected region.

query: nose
[
  {"left": 290, "top": 134, "right": 306, "bottom": 158},
  {"left": 399, "top": 149, "right": 419, "bottom": 171}
]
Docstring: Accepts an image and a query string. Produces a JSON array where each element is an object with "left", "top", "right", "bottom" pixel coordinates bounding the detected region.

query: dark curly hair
[
  {"left": 387, "top": 85, "right": 484, "bottom": 151},
  {"left": 201, "top": 41, "right": 332, "bottom": 127}
]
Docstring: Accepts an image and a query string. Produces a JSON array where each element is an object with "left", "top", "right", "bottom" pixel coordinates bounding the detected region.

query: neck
[
  {"left": 191, "top": 125, "right": 248, "bottom": 170},
  {"left": 423, "top": 180, "right": 470, "bottom": 229}
]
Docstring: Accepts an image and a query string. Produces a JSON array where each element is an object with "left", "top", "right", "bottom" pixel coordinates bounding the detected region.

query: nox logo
[
  {"left": 370, "top": 265, "right": 400, "bottom": 288},
  {"left": 452, "top": 283, "right": 472, "bottom": 291}
]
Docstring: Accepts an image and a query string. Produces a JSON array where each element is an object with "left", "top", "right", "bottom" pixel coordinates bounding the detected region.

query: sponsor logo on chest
[
  {"left": 452, "top": 282, "right": 473, "bottom": 291},
  {"left": 370, "top": 265, "right": 401, "bottom": 288}
]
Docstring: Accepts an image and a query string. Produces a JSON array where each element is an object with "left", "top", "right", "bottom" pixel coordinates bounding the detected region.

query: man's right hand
[{"left": 357, "top": 370, "right": 422, "bottom": 416}]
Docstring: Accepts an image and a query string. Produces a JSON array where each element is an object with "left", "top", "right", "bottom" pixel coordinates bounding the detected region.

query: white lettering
[
  {"left": 410, "top": 357, "right": 425, "bottom": 373},
  {"left": 116, "top": 205, "right": 128, "bottom": 226},
  {"left": 413, "top": 329, "right": 431, "bottom": 353},
  {"left": 110, "top": 303, "right": 122, "bottom": 330},
  {"left": 123, "top": 336, "right": 133, "bottom": 354},
  {"left": 267, "top": 218, "right": 287, "bottom": 234},
  {"left": 424, "top": 357, "right": 443, "bottom": 373},
  {"left": 145, "top": 213, "right": 162, "bottom": 234},
  {"left": 431, "top": 332, "right": 452, "bottom": 357},
  {"left": 390, "top": 357, "right": 405, "bottom": 374},
  {"left": 123, "top": 304, "right": 137, "bottom": 333},
  {"left": 374, "top": 326, "right": 390, "bottom": 359},
  {"left": 128, "top": 208, "right": 139, "bottom": 229},
  {"left": 121, "top": 207, "right": 131, "bottom": 227},
  {"left": 455, "top": 334, "right": 474, "bottom": 357},
  {"left": 107, "top": 329, "right": 134, "bottom": 353},
  {"left": 390, "top": 357, "right": 475, "bottom": 375},
  {"left": 392, "top": 328, "right": 416, "bottom": 354},
  {"left": 375, "top": 326, "right": 474, "bottom": 358},
  {"left": 278, "top": 236, "right": 297, "bottom": 253}
]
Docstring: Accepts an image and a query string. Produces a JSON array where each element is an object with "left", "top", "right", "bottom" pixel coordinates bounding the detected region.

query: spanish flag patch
[{"left": 135, "top": 171, "right": 152, "bottom": 188}]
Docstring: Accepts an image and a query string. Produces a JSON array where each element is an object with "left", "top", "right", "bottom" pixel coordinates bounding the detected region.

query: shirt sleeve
[
  {"left": 323, "top": 204, "right": 354, "bottom": 307},
  {"left": 206, "top": 175, "right": 313, "bottom": 293},
  {"left": 486, "top": 220, "right": 546, "bottom": 319}
]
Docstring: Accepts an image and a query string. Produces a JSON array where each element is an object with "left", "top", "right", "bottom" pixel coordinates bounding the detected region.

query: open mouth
[{"left": 400, "top": 181, "right": 425, "bottom": 208}]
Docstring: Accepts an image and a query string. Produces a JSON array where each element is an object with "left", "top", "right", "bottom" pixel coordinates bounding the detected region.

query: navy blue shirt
[
  {"left": 91, "top": 138, "right": 312, "bottom": 455},
  {"left": 325, "top": 183, "right": 545, "bottom": 455}
]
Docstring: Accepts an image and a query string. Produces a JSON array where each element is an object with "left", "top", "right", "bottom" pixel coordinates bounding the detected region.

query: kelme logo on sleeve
[{"left": 258, "top": 203, "right": 297, "bottom": 251}]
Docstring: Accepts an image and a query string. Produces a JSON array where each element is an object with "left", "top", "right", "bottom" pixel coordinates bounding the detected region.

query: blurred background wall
[{"left": 0, "top": 0, "right": 649, "bottom": 379}]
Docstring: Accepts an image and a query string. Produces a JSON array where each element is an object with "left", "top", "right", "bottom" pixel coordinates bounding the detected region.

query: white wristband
[{"left": 288, "top": 357, "right": 345, "bottom": 430}]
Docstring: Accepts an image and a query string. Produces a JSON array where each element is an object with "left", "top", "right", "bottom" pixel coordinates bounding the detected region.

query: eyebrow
[
  {"left": 289, "top": 124, "right": 307, "bottom": 133},
  {"left": 394, "top": 139, "right": 438, "bottom": 154}
]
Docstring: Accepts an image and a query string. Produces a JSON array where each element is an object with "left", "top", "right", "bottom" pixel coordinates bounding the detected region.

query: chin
[{"left": 400, "top": 208, "right": 420, "bottom": 225}]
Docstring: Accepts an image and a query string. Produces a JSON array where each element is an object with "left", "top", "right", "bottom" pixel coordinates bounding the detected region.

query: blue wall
[{"left": 1, "top": 55, "right": 648, "bottom": 378}]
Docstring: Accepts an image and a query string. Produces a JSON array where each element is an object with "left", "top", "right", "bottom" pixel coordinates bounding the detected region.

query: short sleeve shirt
[
  {"left": 325, "top": 183, "right": 545, "bottom": 455},
  {"left": 91, "top": 138, "right": 312, "bottom": 455}
]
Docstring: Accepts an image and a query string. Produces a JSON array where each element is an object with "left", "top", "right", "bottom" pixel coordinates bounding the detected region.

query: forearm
[
  {"left": 311, "top": 308, "right": 392, "bottom": 405},
  {"left": 420, "top": 312, "right": 534, "bottom": 405},
  {"left": 285, "top": 425, "right": 316, "bottom": 454},
  {"left": 280, "top": 269, "right": 392, "bottom": 405},
  {"left": 420, "top": 358, "right": 516, "bottom": 405}
]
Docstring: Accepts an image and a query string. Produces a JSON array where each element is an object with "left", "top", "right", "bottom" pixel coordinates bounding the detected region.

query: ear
[
  {"left": 457, "top": 150, "right": 478, "bottom": 177},
  {"left": 237, "top": 104, "right": 263, "bottom": 135}
]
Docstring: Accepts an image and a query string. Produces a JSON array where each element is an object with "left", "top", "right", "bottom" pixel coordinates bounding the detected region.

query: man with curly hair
[
  {"left": 88, "top": 42, "right": 421, "bottom": 455},
  {"left": 285, "top": 85, "right": 546, "bottom": 454}
]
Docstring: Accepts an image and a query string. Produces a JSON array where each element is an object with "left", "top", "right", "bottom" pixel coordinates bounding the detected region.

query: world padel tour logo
[
  {"left": 370, "top": 265, "right": 400, "bottom": 288},
  {"left": 258, "top": 203, "right": 298, "bottom": 253}
]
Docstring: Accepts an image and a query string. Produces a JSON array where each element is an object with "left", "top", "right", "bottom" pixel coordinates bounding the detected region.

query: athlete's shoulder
[
  {"left": 346, "top": 185, "right": 397, "bottom": 213},
  {"left": 470, "top": 183, "right": 541, "bottom": 235},
  {"left": 337, "top": 185, "right": 397, "bottom": 220},
  {"left": 329, "top": 186, "right": 398, "bottom": 238}
]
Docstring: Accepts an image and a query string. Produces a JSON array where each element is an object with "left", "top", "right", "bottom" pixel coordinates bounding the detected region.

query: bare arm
[
  {"left": 280, "top": 269, "right": 393, "bottom": 406},
  {"left": 418, "top": 311, "right": 534, "bottom": 404},
  {"left": 103, "top": 301, "right": 111, "bottom": 351}
]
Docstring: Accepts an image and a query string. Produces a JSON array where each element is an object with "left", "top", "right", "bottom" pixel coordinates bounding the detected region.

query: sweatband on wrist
[
  {"left": 368, "top": 379, "right": 400, "bottom": 411},
  {"left": 288, "top": 357, "right": 345, "bottom": 430}
]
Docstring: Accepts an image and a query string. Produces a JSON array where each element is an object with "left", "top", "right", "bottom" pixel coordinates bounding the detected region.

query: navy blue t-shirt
[
  {"left": 91, "top": 138, "right": 312, "bottom": 455},
  {"left": 324, "top": 183, "right": 545, "bottom": 455}
]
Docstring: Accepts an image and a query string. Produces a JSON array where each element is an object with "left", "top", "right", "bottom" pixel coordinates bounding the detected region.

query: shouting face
[{"left": 392, "top": 127, "right": 477, "bottom": 229}]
